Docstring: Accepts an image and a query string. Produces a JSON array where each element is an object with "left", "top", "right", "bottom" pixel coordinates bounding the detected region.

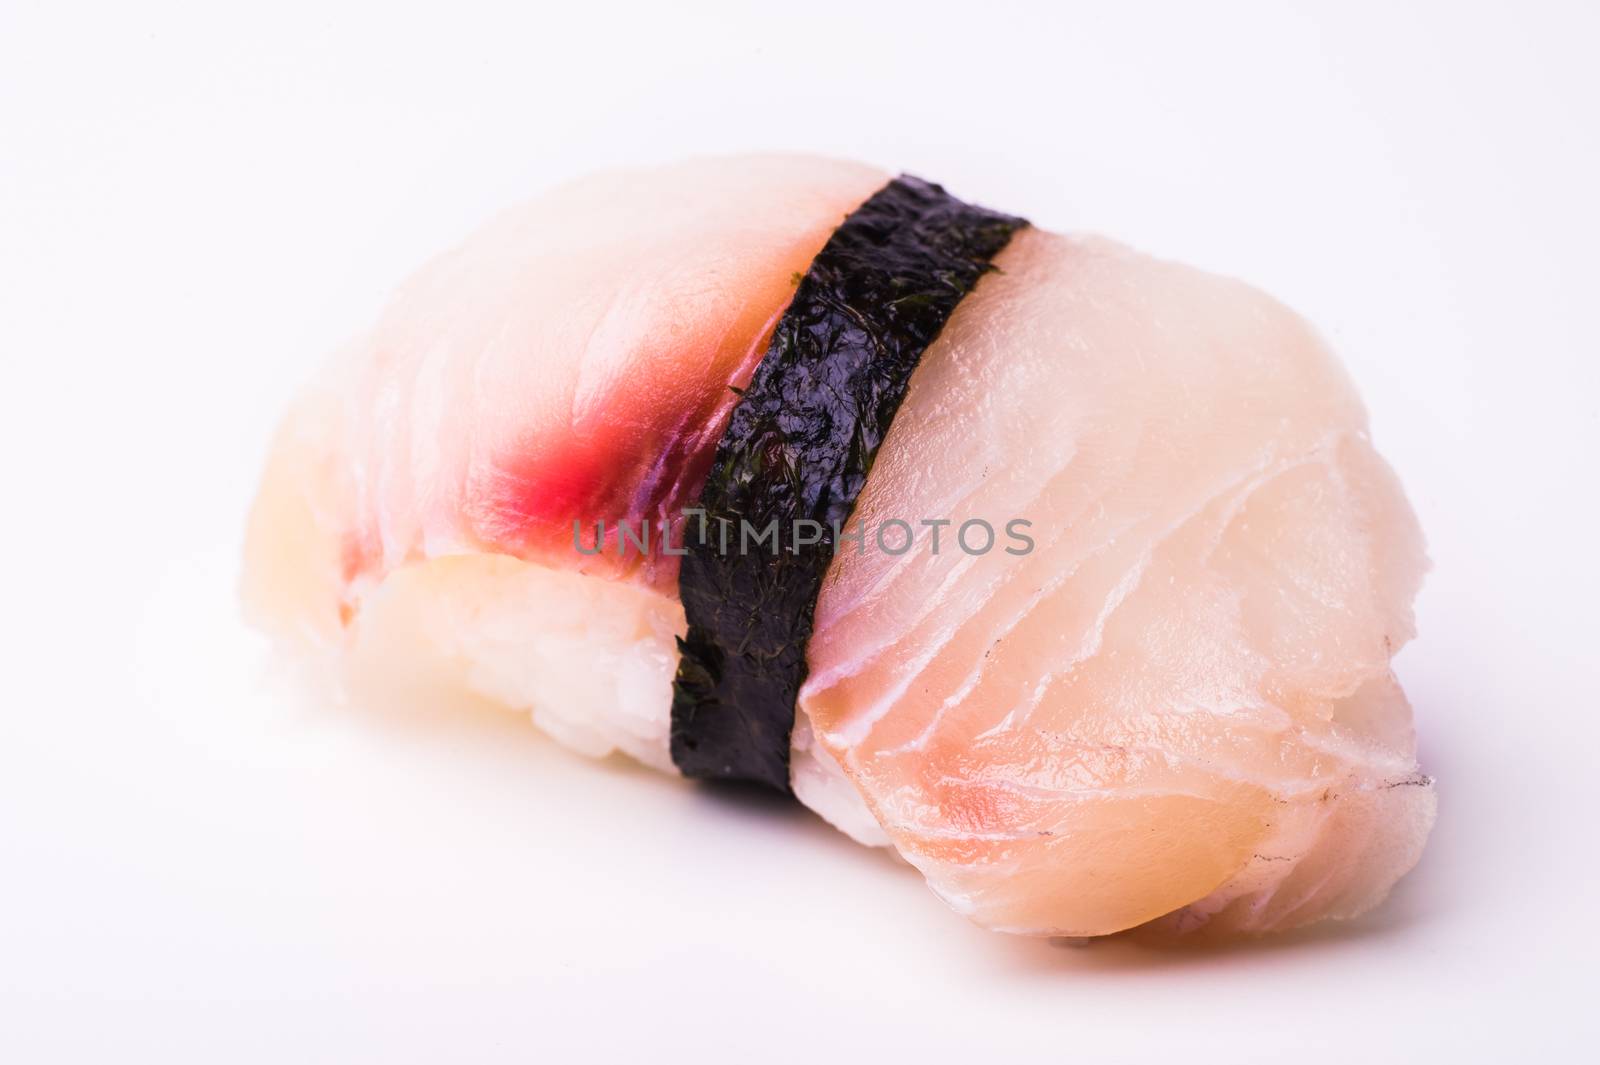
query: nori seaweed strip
[{"left": 670, "top": 175, "right": 1027, "bottom": 791}]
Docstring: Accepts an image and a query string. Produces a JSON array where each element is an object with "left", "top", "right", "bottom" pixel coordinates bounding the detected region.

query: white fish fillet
[{"left": 244, "top": 154, "right": 1434, "bottom": 936}]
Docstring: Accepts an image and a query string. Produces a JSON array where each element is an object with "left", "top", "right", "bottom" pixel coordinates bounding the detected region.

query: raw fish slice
[{"left": 244, "top": 155, "right": 1433, "bottom": 937}]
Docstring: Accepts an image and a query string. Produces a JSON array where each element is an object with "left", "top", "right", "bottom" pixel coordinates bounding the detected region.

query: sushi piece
[{"left": 243, "top": 154, "right": 1434, "bottom": 937}]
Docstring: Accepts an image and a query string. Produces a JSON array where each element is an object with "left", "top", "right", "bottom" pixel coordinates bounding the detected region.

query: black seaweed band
[{"left": 669, "top": 175, "right": 1027, "bottom": 791}]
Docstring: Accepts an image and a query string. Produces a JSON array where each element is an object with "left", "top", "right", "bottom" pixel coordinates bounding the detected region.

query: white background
[{"left": 3, "top": 1, "right": 1597, "bottom": 1060}]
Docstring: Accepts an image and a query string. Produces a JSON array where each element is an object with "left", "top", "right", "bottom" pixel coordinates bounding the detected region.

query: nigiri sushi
[{"left": 243, "top": 154, "right": 1435, "bottom": 938}]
